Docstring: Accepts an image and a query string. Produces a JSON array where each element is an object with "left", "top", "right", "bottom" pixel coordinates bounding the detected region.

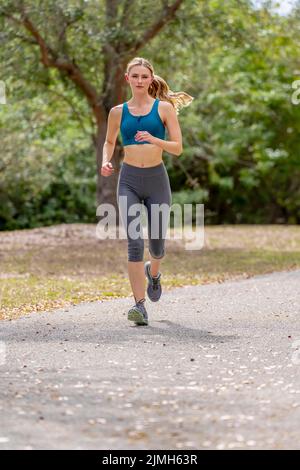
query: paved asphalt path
[{"left": 0, "top": 269, "right": 300, "bottom": 450}]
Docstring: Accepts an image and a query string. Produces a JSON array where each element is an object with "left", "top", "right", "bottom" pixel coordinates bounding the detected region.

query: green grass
[{"left": 1, "top": 223, "right": 300, "bottom": 320}]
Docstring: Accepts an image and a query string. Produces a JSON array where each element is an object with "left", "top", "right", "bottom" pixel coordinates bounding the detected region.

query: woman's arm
[
  {"left": 135, "top": 101, "right": 183, "bottom": 156},
  {"left": 101, "top": 107, "right": 120, "bottom": 177},
  {"left": 155, "top": 101, "right": 183, "bottom": 156}
]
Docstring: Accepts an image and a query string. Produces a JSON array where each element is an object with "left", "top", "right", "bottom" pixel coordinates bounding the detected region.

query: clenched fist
[{"left": 101, "top": 162, "right": 115, "bottom": 177}]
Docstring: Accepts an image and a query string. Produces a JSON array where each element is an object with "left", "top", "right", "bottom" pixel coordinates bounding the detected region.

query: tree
[{"left": 1, "top": 0, "right": 184, "bottom": 216}]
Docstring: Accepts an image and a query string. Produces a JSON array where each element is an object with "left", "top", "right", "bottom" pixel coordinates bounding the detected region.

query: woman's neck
[{"left": 129, "top": 95, "right": 155, "bottom": 107}]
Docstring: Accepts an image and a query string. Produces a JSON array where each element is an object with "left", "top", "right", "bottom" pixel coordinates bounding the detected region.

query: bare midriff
[{"left": 123, "top": 144, "right": 163, "bottom": 168}]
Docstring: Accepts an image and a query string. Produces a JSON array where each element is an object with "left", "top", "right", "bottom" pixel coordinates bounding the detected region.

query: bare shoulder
[
  {"left": 158, "top": 100, "right": 177, "bottom": 125},
  {"left": 109, "top": 104, "right": 123, "bottom": 117},
  {"left": 159, "top": 100, "right": 175, "bottom": 111},
  {"left": 108, "top": 104, "right": 123, "bottom": 126},
  {"left": 159, "top": 100, "right": 176, "bottom": 116}
]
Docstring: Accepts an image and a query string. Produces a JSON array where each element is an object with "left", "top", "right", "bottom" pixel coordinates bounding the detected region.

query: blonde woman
[{"left": 101, "top": 57, "right": 193, "bottom": 326}]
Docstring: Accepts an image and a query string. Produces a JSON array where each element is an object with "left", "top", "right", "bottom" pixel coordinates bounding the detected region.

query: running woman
[{"left": 101, "top": 57, "right": 193, "bottom": 326}]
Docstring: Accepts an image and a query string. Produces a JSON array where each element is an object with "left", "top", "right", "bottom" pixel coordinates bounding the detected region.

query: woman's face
[{"left": 125, "top": 65, "right": 153, "bottom": 93}]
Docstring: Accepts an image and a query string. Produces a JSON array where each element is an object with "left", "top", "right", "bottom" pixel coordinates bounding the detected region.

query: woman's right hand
[{"left": 101, "top": 162, "right": 115, "bottom": 177}]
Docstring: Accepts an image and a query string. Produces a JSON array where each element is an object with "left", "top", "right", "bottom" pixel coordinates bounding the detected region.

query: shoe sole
[
  {"left": 144, "top": 261, "right": 152, "bottom": 282},
  {"left": 128, "top": 307, "right": 148, "bottom": 326},
  {"left": 144, "top": 261, "right": 162, "bottom": 303}
]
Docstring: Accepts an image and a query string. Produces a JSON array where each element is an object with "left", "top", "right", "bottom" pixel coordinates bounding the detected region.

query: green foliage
[
  {"left": 172, "top": 188, "right": 209, "bottom": 206},
  {"left": 161, "top": 0, "right": 300, "bottom": 223},
  {"left": 1, "top": 0, "right": 300, "bottom": 229},
  {"left": 0, "top": 82, "right": 96, "bottom": 229}
]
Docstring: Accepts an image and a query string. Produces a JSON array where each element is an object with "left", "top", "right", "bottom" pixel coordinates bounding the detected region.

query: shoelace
[
  {"left": 151, "top": 273, "right": 161, "bottom": 290},
  {"left": 134, "top": 298, "right": 147, "bottom": 319}
]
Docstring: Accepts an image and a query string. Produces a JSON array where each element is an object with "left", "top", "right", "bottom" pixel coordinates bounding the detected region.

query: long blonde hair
[{"left": 126, "top": 57, "right": 194, "bottom": 114}]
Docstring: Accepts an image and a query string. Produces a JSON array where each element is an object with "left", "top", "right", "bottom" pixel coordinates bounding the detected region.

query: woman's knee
[
  {"left": 128, "top": 237, "right": 144, "bottom": 262},
  {"left": 149, "top": 240, "right": 165, "bottom": 259}
]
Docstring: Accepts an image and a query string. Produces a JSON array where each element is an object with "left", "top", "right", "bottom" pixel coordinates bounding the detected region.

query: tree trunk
[
  {"left": 95, "top": 57, "right": 128, "bottom": 224},
  {"left": 3, "top": 0, "right": 185, "bottom": 226}
]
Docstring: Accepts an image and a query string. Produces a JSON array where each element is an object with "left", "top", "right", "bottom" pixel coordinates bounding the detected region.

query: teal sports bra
[{"left": 120, "top": 98, "right": 166, "bottom": 146}]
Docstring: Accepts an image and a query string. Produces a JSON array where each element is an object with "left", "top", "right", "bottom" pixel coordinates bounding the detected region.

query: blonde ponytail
[{"left": 126, "top": 57, "right": 194, "bottom": 114}]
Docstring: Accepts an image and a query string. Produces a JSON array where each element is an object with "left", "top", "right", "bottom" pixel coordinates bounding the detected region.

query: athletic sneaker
[
  {"left": 144, "top": 261, "right": 162, "bottom": 302},
  {"left": 128, "top": 298, "right": 149, "bottom": 326}
]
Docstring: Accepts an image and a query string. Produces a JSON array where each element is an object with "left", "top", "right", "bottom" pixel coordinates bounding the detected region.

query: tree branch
[
  {"left": 3, "top": 7, "right": 104, "bottom": 124},
  {"left": 120, "top": 0, "right": 135, "bottom": 31},
  {"left": 46, "top": 88, "right": 94, "bottom": 141},
  {"left": 130, "top": 0, "right": 184, "bottom": 53}
]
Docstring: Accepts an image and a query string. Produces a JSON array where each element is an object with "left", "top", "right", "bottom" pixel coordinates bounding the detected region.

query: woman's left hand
[{"left": 134, "top": 131, "right": 157, "bottom": 144}]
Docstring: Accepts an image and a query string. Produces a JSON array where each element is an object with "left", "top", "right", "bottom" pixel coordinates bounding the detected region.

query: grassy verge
[{"left": 1, "top": 223, "right": 300, "bottom": 320}]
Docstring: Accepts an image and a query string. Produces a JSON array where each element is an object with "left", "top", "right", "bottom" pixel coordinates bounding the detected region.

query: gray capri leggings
[{"left": 117, "top": 161, "right": 172, "bottom": 262}]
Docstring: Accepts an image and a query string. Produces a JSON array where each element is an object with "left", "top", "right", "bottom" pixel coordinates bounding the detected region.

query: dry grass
[{"left": 1, "top": 223, "right": 300, "bottom": 320}]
